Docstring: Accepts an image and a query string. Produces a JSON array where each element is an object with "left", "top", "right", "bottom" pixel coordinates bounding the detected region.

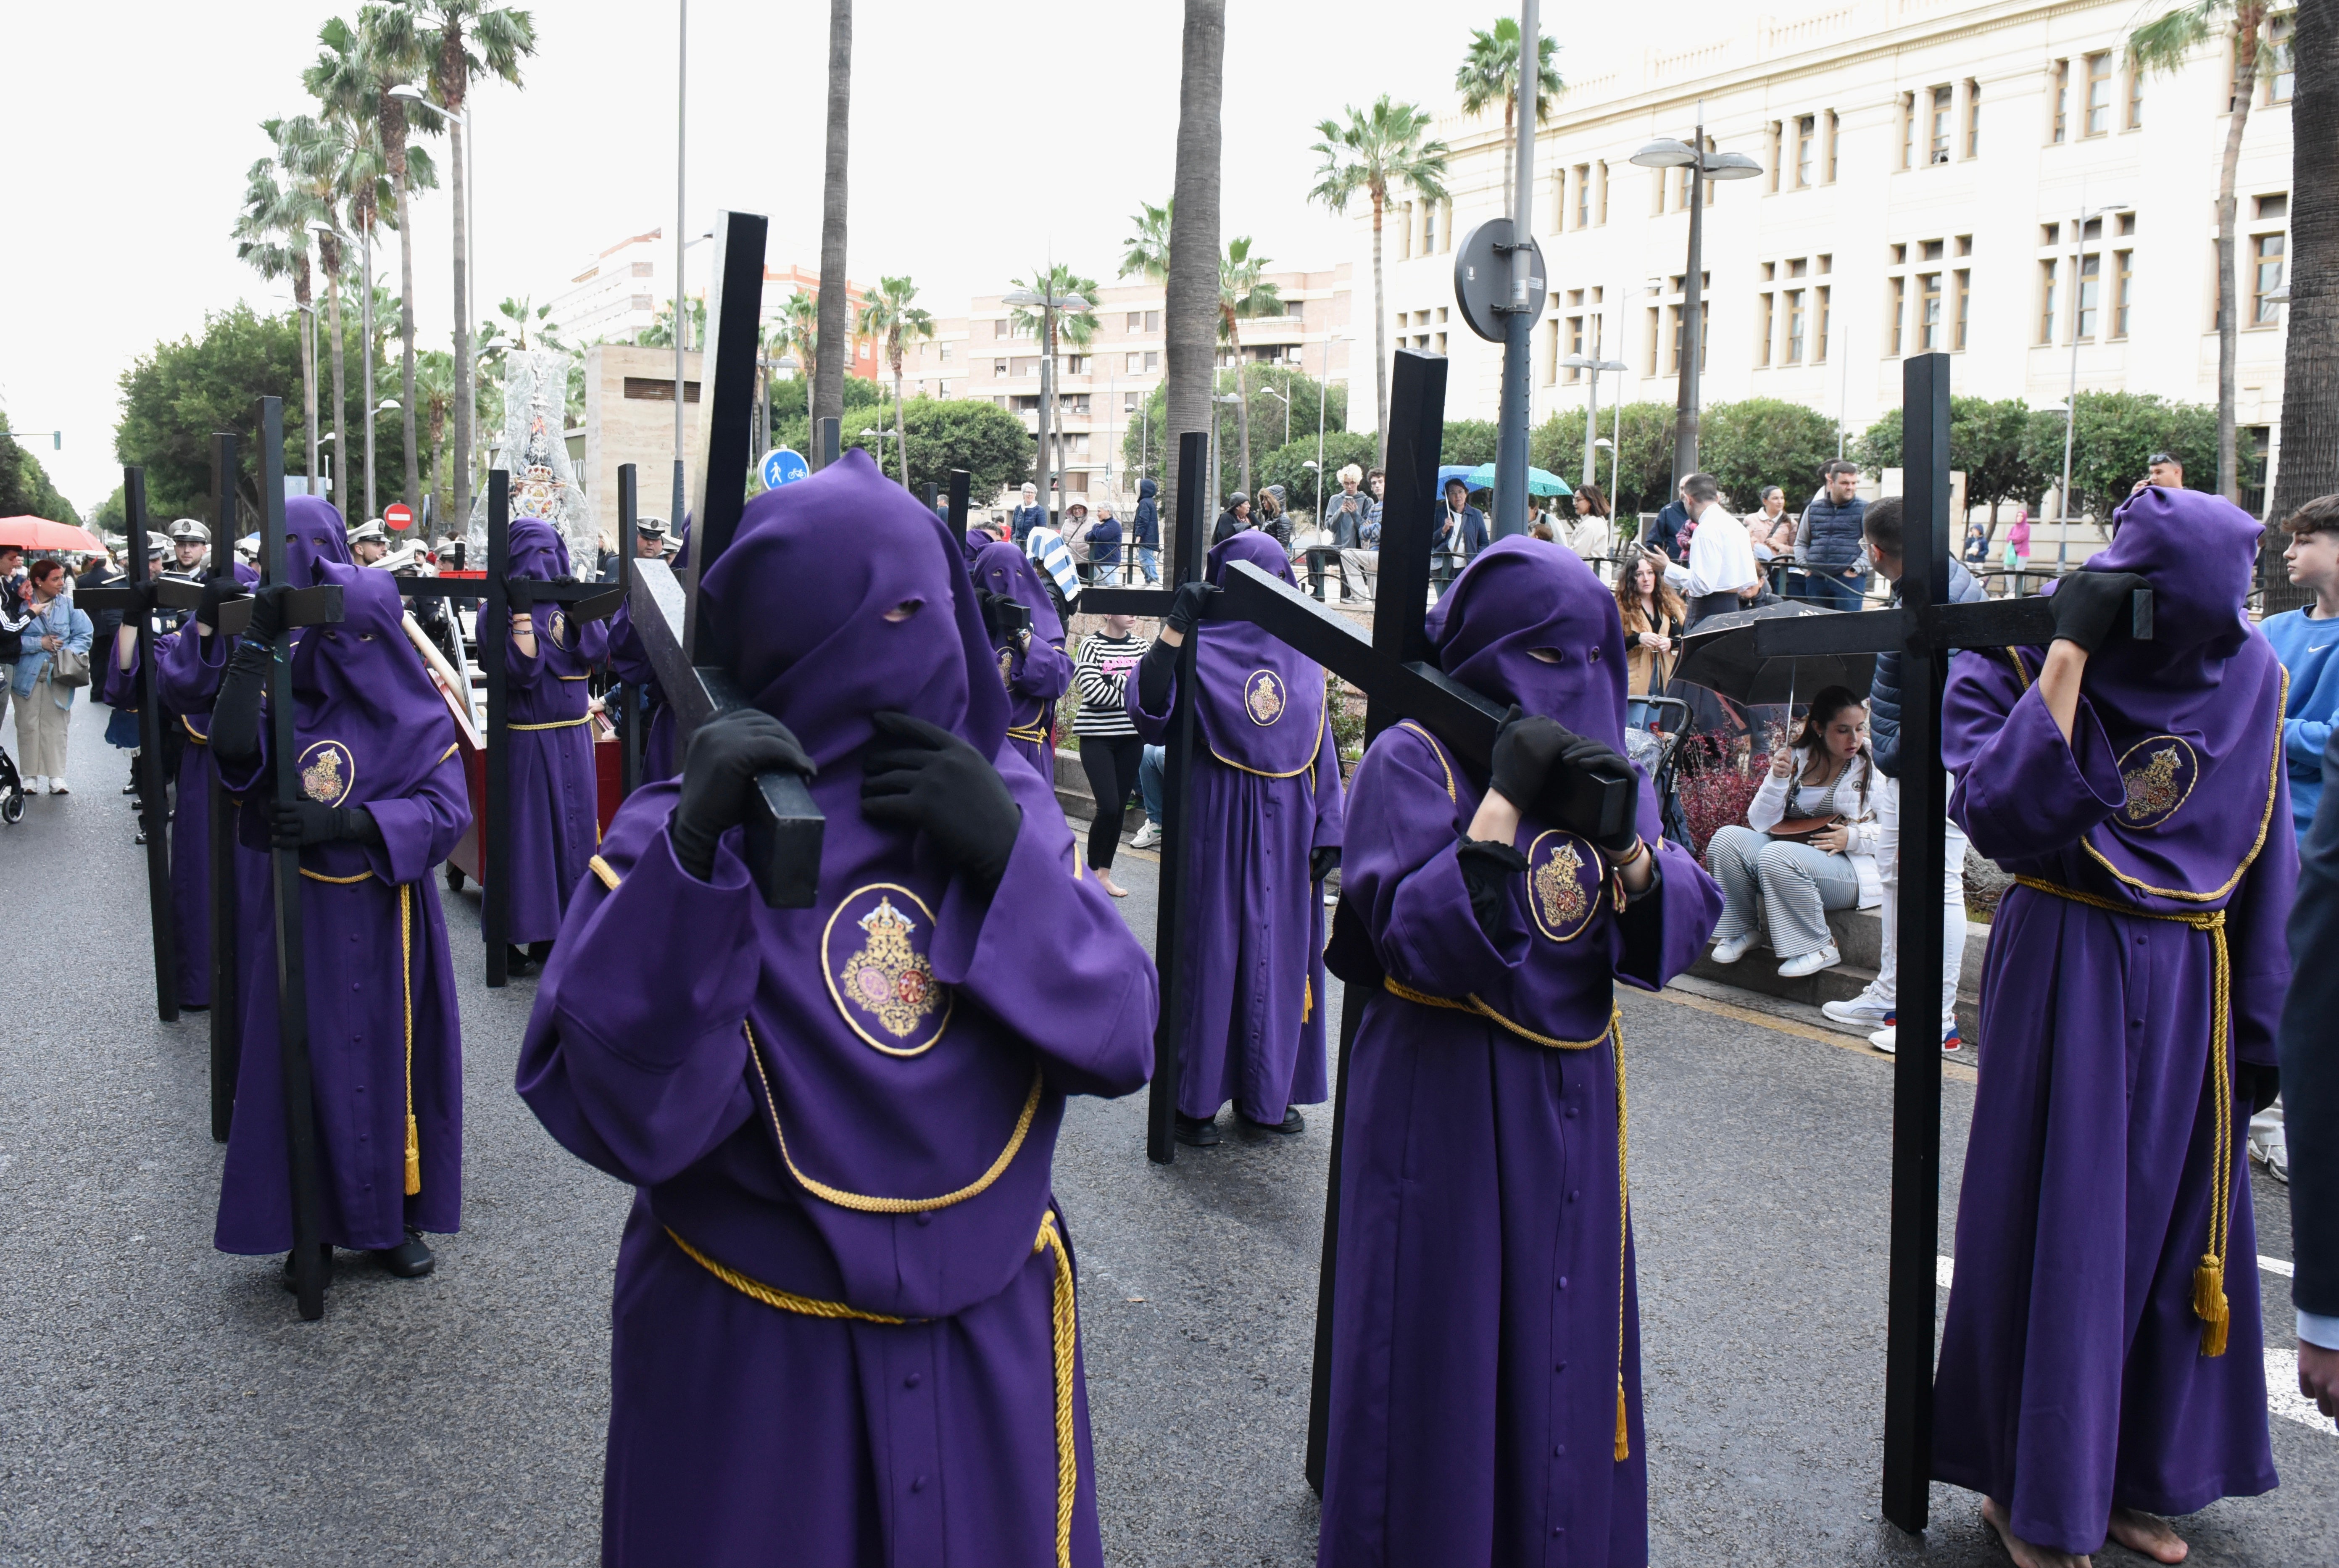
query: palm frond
[{"left": 2126, "top": 2, "right": 2219, "bottom": 76}]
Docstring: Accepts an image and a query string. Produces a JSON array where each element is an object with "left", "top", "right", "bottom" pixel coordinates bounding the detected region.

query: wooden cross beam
[
  {"left": 123, "top": 468, "right": 177, "bottom": 1024},
  {"left": 622, "top": 209, "right": 824, "bottom": 909},
  {"left": 617, "top": 461, "right": 643, "bottom": 800},
  {"left": 208, "top": 433, "right": 242, "bottom": 1143},
  {"left": 948, "top": 468, "right": 971, "bottom": 534},
  {"left": 1685, "top": 353, "right": 2151, "bottom": 1532}
]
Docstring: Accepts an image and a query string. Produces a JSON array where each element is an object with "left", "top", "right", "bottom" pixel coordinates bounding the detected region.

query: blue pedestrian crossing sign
[{"left": 761, "top": 447, "right": 809, "bottom": 489}]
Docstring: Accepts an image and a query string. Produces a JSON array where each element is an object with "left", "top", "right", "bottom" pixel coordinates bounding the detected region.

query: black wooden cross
[
  {"left": 1705, "top": 352, "right": 2149, "bottom": 1532},
  {"left": 120, "top": 468, "right": 177, "bottom": 1024},
  {"left": 616, "top": 460, "right": 645, "bottom": 801},
  {"left": 208, "top": 433, "right": 242, "bottom": 1142},
  {"left": 620, "top": 208, "right": 824, "bottom": 909}
]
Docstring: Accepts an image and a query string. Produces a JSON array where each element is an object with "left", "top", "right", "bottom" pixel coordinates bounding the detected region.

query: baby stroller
[
  {"left": 1624, "top": 694, "right": 1692, "bottom": 850},
  {"left": 0, "top": 738, "right": 24, "bottom": 825}
]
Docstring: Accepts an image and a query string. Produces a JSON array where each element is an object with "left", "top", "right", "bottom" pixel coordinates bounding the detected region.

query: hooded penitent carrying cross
[
  {"left": 516, "top": 451, "right": 1157, "bottom": 1567},
  {"left": 1931, "top": 481, "right": 2293, "bottom": 1555},
  {"left": 969, "top": 538, "right": 1073, "bottom": 780},
  {"left": 1694, "top": 353, "right": 2162, "bottom": 1534}
]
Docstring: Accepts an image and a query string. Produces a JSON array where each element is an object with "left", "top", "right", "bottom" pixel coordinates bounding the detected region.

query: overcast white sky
[{"left": 2, "top": 0, "right": 1738, "bottom": 514}]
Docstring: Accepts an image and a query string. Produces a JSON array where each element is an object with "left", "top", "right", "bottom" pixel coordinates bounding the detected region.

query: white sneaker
[
  {"left": 1129, "top": 821, "right": 1162, "bottom": 849},
  {"left": 1870, "top": 1023, "right": 1963, "bottom": 1058},
  {"left": 1822, "top": 987, "right": 1895, "bottom": 1028},
  {"left": 1710, "top": 934, "right": 1756, "bottom": 965},
  {"left": 48, "top": 777, "right": 68, "bottom": 795},
  {"left": 1778, "top": 943, "right": 1842, "bottom": 980},
  {"left": 29, "top": 776, "right": 46, "bottom": 794},
  {"left": 2252, "top": 1125, "right": 2290, "bottom": 1184}
]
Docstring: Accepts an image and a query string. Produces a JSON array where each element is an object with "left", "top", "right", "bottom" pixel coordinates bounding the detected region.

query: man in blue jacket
[
  {"left": 1131, "top": 477, "right": 1160, "bottom": 583},
  {"left": 1010, "top": 481, "right": 1047, "bottom": 544},
  {"left": 1795, "top": 461, "right": 1870, "bottom": 610},
  {"left": 1818, "top": 495, "right": 1984, "bottom": 1057},
  {"left": 1433, "top": 476, "right": 1486, "bottom": 593},
  {"left": 2278, "top": 721, "right": 2339, "bottom": 1420}
]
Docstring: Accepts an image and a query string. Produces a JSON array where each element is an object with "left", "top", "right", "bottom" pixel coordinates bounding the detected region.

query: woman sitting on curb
[{"left": 1703, "top": 685, "right": 1881, "bottom": 978}]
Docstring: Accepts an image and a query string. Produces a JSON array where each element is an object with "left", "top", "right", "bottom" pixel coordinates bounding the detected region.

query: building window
[
  {"left": 1423, "top": 201, "right": 1439, "bottom": 254},
  {"left": 2126, "top": 62, "right": 2145, "bottom": 129},
  {"left": 1126, "top": 311, "right": 1143, "bottom": 332},
  {"left": 2254, "top": 232, "right": 2287, "bottom": 324},
  {"left": 1597, "top": 161, "right": 1610, "bottom": 224},
  {"left": 1066, "top": 356, "right": 1088, "bottom": 375},
  {"left": 994, "top": 359, "right": 1009, "bottom": 377},
  {"left": 1146, "top": 310, "right": 1161, "bottom": 332},
  {"left": 1815, "top": 286, "right": 1831, "bottom": 361},
  {"left": 1901, "top": 92, "right": 1917, "bottom": 169},
  {"left": 1953, "top": 271, "right": 1970, "bottom": 350},
  {"left": 1785, "top": 290, "right": 1807, "bottom": 363},
  {"left": 1575, "top": 163, "right": 1592, "bottom": 228},
  {"left": 1796, "top": 114, "right": 1817, "bottom": 187},
  {"left": 1889, "top": 277, "right": 1907, "bottom": 356},
  {"left": 1767, "top": 124, "right": 1783, "bottom": 192},
  {"left": 2039, "top": 259, "right": 2059, "bottom": 343},
  {"left": 1670, "top": 305, "right": 1686, "bottom": 372},
  {"left": 2259, "top": 192, "right": 2290, "bottom": 221},
  {"left": 1145, "top": 350, "right": 1160, "bottom": 372},
  {"left": 2112, "top": 251, "right": 2133, "bottom": 337},
  {"left": 1930, "top": 84, "right": 1953, "bottom": 163},
  {"left": 2271, "top": 11, "right": 2295, "bottom": 103},
  {"left": 1011, "top": 357, "right": 1038, "bottom": 377},
  {"left": 1756, "top": 293, "right": 1773, "bottom": 366},
  {"left": 2085, "top": 52, "right": 2112, "bottom": 136},
  {"left": 1124, "top": 392, "right": 1141, "bottom": 414},
  {"left": 1565, "top": 314, "right": 1586, "bottom": 378},
  {"left": 1826, "top": 111, "right": 1839, "bottom": 182},
  {"left": 1965, "top": 81, "right": 1982, "bottom": 156},
  {"left": 995, "top": 319, "right": 1010, "bottom": 338},
  {"left": 2052, "top": 59, "right": 2069, "bottom": 142},
  {"left": 1125, "top": 353, "right": 1142, "bottom": 374},
  {"left": 1645, "top": 308, "right": 1662, "bottom": 376},
  {"left": 2076, "top": 253, "right": 2102, "bottom": 338},
  {"left": 1918, "top": 273, "right": 1943, "bottom": 351}
]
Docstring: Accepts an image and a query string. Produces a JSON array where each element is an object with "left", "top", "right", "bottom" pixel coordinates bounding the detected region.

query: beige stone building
[
  {"left": 581, "top": 343, "right": 701, "bottom": 546},
  {"left": 1363, "top": 0, "right": 2297, "bottom": 506}
]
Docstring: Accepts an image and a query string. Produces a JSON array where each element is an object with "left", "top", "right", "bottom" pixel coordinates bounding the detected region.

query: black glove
[
  {"left": 244, "top": 582, "right": 295, "bottom": 645},
  {"left": 978, "top": 590, "right": 1030, "bottom": 643},
  {"left": 1559, "top": 732, "right": 1641, "bottom": 856},
  {"left": 197, "top": 574, "right": 243, "bottom": 634},
  {"left": 270, "top": 800, "right": 383, "bottom": 849},
  {"left": 860, "top": 710, "right": 1022, "bottom": 890},
  {"left": 668, "top": 709, "right": 817, "bottom": 883},
  {"left": 1165, "top": 580, "right": 1219, "bottom": 639},
  {"left": 2049, "top": 569, "right": 2148, "bottom": 654},
  {"left": 1311, "top": 846, "right": 1341, "bottom": 884},
  {"left": 1457, "top": 837, "right": 1529, "bottom": 935},
  {"left": 1488, "top": 707, "right": 1572, "bottom": 811}
]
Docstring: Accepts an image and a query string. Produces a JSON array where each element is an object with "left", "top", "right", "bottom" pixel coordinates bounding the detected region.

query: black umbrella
[{"left": 1673, "top": 601, "right": 1875, "bottom": 706}]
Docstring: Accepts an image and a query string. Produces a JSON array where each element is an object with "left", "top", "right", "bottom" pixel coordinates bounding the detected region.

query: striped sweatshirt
[{"left": 1072, "top": 632, "right": 1145, "bottom": 738}]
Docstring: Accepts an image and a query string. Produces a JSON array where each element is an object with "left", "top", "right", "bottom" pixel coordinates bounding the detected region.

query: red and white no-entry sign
[{"left": 385, "top": 503, "right": 416, "bottom": 530}]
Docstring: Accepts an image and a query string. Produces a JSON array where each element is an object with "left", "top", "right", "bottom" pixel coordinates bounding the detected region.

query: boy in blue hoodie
[{"left": 2263, "top": 494, "right": 2339, "bottom": 847}]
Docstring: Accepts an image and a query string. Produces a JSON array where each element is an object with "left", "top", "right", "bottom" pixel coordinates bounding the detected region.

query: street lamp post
[
  {"left": 2056, "top": 199, "right": 2131, "bottom": 567},
  {"left": 1209, "top": 392, "right": 1243, "bottom": 515},
  {"left": 1630, "top": 109, "right": 1762, "bottom": 486},
  {"left": 1002, "top": 285, "right": 1091, "bottom": 528},
  {"left": 1314, "top": 333, "right": 1352, "bottom": 524},
  {"left": 1561, "top": 350, "right": 1632, "bottom": 494},
  {"left": 1261, "top": 384, "right": 1291, "bottom": 453}
]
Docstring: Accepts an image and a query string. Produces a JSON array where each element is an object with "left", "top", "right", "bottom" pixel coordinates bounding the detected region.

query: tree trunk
[
  {"left": 2273, "top": 0, "right": 2338, "bottom": 527},
  {"left": 296, "top": 259, "right": 319, "bottom": 487},
  {"left": 1500, "top": 94, "right": 1515, "bottom": 215},
  {"left": 1230, "top": 314, "right": 1253, "bottom": 495},
  {"left": 1165, "top": 0, "right": 1225, "bottom": 558},
  {"left": 892, "top": 361, "right": 909, "bottom": 488},
  {"left": 325, "top": 247, "right": 349, "bottom": 511},
  {"left": 1370, "top": 188, "right": 1389, "bottom": 470},
  {"left": 2217, "top": 9, "right": 2265, "bottom": 503},
  {"left": 448, "top": 107, "right": 473, "bottom": 526},
  {"left": 812, "top": 0, "right": 852, "bottom": 466},
  {"left": 392, "top": 120, "right": 421, "bottom": 512}
]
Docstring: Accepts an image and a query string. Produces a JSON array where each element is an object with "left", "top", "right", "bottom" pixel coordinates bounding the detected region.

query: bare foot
[
  {"left": 1094, "top": 869, "right": 1129, "bottom": 898},
  {"left": 1982, "top": 1497, "right": 2091, "bottom": 1568},
  {"left": 2105, "top": 1507, "right": 2188, "bottom": 1564}
]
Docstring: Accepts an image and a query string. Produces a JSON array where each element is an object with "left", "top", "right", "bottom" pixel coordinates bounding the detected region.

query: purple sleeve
[
  {"left": 100, "top": 632, "right": 142, "bottom": 707},
  {"left": 1125, "top": 651, "right": 1175, "bottom": 743},
  {"left": 516, "top": 787, "right": 762, "bottom": 1186},
  {"left": 576, "top": 613, "right": 610, "bottom": 667},
  {"left": 926, "top": 753, "right": 1157, "bottom": 1099},
  {"left": 1615, "top": 772, "right": 1723, "bottom": 993},
  {"left": 1343, "top": 729, "right": 1524, "bottom": 996},
  {"left": 1944, "top": 651, "right": 2124, "bottom": 862},
  {"left": 2226, "top": 766, "right": 2299, "bottom": 1069},
  {"left": 1008, "top": 634, "right": 1072, "bottom": 704},
  {"left": 1311, "top": 710, "right": 1345, "bottom": 853},
  {"left": 606, "top": 599, "right": 654, "bottom": 686},
  {"left": 155, "top": 626, "right": 229, "bottom": 712},
  {"left": 364, "top": 743, "right": 472, "bottom": 885}
]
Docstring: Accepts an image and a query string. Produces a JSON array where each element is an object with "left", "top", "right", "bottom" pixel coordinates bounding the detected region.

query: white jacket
[{"left": 1745, "top": 746, "right": 1883, "bottom": 908}]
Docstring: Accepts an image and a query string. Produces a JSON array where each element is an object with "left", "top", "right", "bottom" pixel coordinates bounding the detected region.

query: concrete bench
[{"left": 1688, "top": 905, "right": 1988, "bottom": 1043}]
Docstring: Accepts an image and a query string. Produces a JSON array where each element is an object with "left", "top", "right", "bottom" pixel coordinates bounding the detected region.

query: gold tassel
[
  {"left": 1302, "top": 976, "right": 1313, "bottom": 1024},
  {"left": 2194, "top": 1256, "right": 2230, "bottom": 1357},
  {"left": 405, "top": 1115, "right": 422, "bottom": 1196},
  {"left": 1614, "top": 1379, "right": 1630, "bottom": 1461}
]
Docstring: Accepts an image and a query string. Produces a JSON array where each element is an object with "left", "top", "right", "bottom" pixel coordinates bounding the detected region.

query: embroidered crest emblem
[
  {"left": 1525, "top": 829, "right": 1601, "bottom": 942},
  {"left": 296, "top": 740, "right": 356, "bottom": 806},
  {"left": 998, "top": 645, "right": 1017, "bottom": 689},
  {"left": 1244, "top": 669, "right": 1287, "bottom": 726},
  {"left": 822, "top": 883, "right": 953, "bottom": 1056},
  {"left": 548, "top": 608, "right": 571, "bottom": 651},
  {"left": 2116, "top": 735, "right": 2199, "bottom": 830}
]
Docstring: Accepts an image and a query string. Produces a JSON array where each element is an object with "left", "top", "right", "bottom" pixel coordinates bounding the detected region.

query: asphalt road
[{"left": 2, "top": 708, "right": 2331, "bottom": 1566}]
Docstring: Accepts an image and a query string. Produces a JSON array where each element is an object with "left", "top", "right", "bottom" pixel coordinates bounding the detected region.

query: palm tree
[
  {"left": 476, "top": 295, "right": 567, "bottom": 378},
  {"left": 1310, "top": 98, "right": 1451, "bottom": 469},
  {"left": 857, "top": 275, "right": 934, "bottom": 488},
  {"left": 400, "top": 0, "right": 537, "bottom": 525},
  {"left": 412, "top": 347, "right": 457, "bottom": 522},
  {"left": 1218, "top": 237, "right": 1283, "bottom": 494},
  {"left": 774, "top": 290, "right": 819, "bottom": 390},
  {"left": 1167, "top": 0, "right": 1226, "bottom": 540},
  {"left": 352, "top": 4, "right": 445, "bottom": 513},
  {"left": 2272, "top": 0, "right": 2332, "bottom": 527},
  {"left": 814, "top": 0, "right": 853, "bottom": 466},
  {"left": 272, "top": 114, "right": 354, "bottom": 509},
  {"left": 2130, "top": 0, "right": 2275, "bottom": 502},
  {"left": 1454, "top": 17, "right": 1562, "bottom": 206},
  {"left": 232, "top": 145, "right": 324, "bottom": 485},
  {"left": 1119, "top": 198, "right": 1173, "bottom": 284}
]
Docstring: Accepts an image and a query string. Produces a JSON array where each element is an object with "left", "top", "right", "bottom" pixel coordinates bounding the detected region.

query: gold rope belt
[
  {"left": 400, "top": 882, "right": 420, "bottom": 1196},
  {"left": 2012, "top": 875, "right": 2236, "bottom": 1356},
  {"left": 665, "top": 1212, "right": 1080, "bottom": 1568},
  {"left": 182, "top": 715, "right": 209, "bottom": 745},
  {"left": 1379, "top": 983, "right": 1634, "bottom": 1457},
  {"left": 509, "top": 713, "right": 593, "bottom": 732},
  {"left": 1004, "top": 720, "right": 1051, "bottom": 744}
]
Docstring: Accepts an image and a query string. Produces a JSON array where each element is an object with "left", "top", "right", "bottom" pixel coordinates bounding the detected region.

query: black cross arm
[
  {"left": 1745, "top": 589, "right": 2153, "bottom": 661},
  {"left": 1212, "top": 562, "right": 1635, "bottom": 843},
  {"left": 1080, "top": 586, "right": 1173, "bottom": 617},
  {"left": 390, "top": 574, "right": 625, "bottom": 623},
  {"left": 624, "top": 556, "right": 822, "bottom": 908},
  {"left": 77, "top": 580, "right": 345, "bottom": 638}
]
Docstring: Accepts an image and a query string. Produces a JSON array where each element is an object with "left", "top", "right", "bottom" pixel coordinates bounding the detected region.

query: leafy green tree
[
  {"left": 763, "top": 374, "right": 888, "bottom": 461},
  {"left": 0, "top": 417, "right": 79, "bottom": 525},
  {"left": 88, "top": 486, "right": 126, "bottom": 538},
  {"left": 875, "top": 398, "right": 1035, "bottom": 499},
  {"left": 1441, "top": 420, "right": 1499, "bottom": 466},
  {"left": 1120, "top": 365, "right": 1346, "bottom": 500},
  {"left": 232, "top": 137, "right": 324, "bottom": 483},
  {"left": 1257, "top": 431, "right": 1378, "bottom": 516},
  {"left": 1697, "top": 398, "right": 1842, "bottom": 512},
  {"left": 2018, "top": 391, "right": 2226, "bottom": 522},
  {"left": 1217, "top": 236, "right": 1283, "bottom": 494},
  {"left": 1532, "top": 403, "right": 1677, "bottom": 515},
  {"left": 1856, "top": 398, "right": 2044, "bottom": 537},
  {"left": 858, "top": 275, "right": 935, "bottom": 488},
  {"left": 1119, "top": 198, "right": 1172, "bottom": 285}
]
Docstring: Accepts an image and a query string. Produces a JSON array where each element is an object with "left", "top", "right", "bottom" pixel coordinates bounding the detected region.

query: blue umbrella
[{"left": 1434, "top": 463, "right": 1573, "bottom": 498}]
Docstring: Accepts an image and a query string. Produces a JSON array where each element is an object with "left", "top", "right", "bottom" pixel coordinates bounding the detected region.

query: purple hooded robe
[
  {"left": 607, "top": 518, "right": 692, "bottom": 785},
  {"left": 501, "top": 517, "right": 611, "bottom": 945},
  {"left": 1933, "top": 485, "right": 2294, "bottom": 1552},
  {"left": 1127, "top": 530, "right": 1346, "bottom": 1124},
  {"left": 969, "top": 538, "right": 1073, "bottom": 780},
  {"left": 516, "top": 450, "right": 1156, "bottom": 1568},
  {"left": 1316, "top": 539, "right": 1722, "bottom": 1568},
  {"left": 214, "top": 499, "right": 471, "bottom": 1254}
]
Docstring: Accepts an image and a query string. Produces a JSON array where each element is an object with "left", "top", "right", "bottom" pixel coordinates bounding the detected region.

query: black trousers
[{"left": 1077, "top": 734, "right": 1145, "bottom": 870}]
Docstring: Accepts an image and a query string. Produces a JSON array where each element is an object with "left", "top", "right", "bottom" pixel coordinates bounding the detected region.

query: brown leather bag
[{"left": 1767, "top": 815, "right": 1842, "bottom": 844}]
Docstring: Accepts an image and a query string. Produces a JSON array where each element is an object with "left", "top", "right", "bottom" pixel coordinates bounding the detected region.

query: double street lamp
[
  {"left": 1630, "top": 112, "right": 1762, "bottom": 486},
  {"left": 1560, "top": 352, "right": 1630, "bottom": 494},
  {"left": 1003, "top": 285, "right": 1090, "bottom": 526}
]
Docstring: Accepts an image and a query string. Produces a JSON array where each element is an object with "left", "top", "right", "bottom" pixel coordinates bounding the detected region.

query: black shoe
[
  {"left": 280, "top": 1244, "right": 334, "bottom": 1294},
  {"left": 504, "top": 944, "right": 535, "bottom": 976},
  {"left": 375, "top": 1228, "right": 435, "bottom": 1278},
  {"left": 133, "top": 826, "right": 147, "bottom": 846},
  {"left": 1241, "top": 1107, "right": 1306, "bottom": 1136},
  {"left": 181, "top": 1001, "right": 209, "bottom": 1013},
  {"left": 527, "top": 939, "right": 554, "bottom": 965},
  {"left": 1173, "top": 1113, "right": 1223, "bottom": 1148}
]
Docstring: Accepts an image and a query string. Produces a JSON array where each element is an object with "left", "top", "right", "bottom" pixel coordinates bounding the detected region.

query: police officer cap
[
  {"left": 635, "top": 515, "right": 672, "bottom": 538},
  {"left": 347, "top": 519, "right": 390, "bottom": 546},
  {"left": 168, "top": 518, "right": 211, "bottom": 544}
]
